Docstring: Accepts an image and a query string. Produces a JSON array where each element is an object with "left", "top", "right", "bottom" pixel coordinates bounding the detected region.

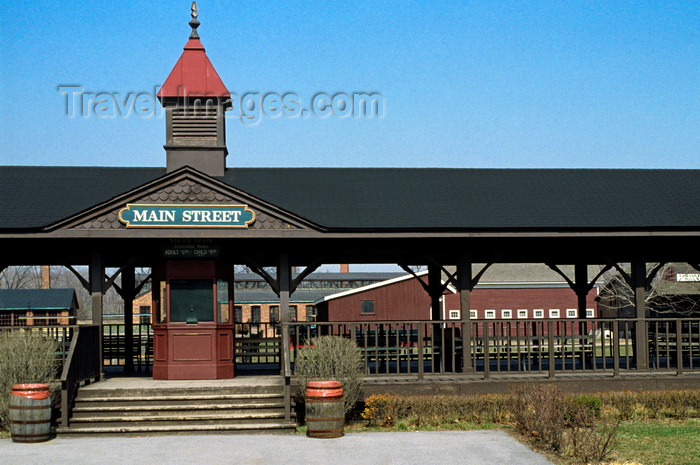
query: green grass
[{"left": 606, "top": 419, "right": 700, "bottom": 465}]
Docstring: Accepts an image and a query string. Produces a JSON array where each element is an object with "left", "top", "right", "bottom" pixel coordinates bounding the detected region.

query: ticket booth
[{"left": 152, "top": 260, "right": 234, "bottom": 379}]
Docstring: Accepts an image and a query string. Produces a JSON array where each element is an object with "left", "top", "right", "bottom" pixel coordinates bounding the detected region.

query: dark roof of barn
[
  {"left": 0, "top": 166, "right": 698, "bottom": 231},
  {"left": 235, "top": 288, "right": 337, "bottom": 304},
  {"left": 0, "top": 288, "right": 78, "bottom": 311}
]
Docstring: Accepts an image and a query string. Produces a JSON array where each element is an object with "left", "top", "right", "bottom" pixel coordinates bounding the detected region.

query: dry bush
[
  {"left": 361, "top": 393, "right": 512, "bottom": 427},
  {"left": 511, "top": 383, "right": 568, "bottom": 452},
  {"left": 600, "top": 390, "right": 700, "bottom": 420},
  {"left": 295, "top": 335, "right": 364, "bottom": 415},
  {"left": 0, "top": 330, "right": 59, "bottom": 430},
  {"left": 565, "top": 403, "right": 621, "bottom": 464}
]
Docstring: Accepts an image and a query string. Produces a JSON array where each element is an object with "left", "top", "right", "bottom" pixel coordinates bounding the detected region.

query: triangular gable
[{"left": 51, "top": 167, "right": 322, "bottom": 232}]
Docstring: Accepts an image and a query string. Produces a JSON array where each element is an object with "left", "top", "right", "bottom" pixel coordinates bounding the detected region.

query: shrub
[
  {"left": 295, "top": 335, "right": 364, "bottom": 415},
  {"left": 567, "top": 394, "right": 602, "bottom": 427},
  {"left": 600, "top": 390, "right": 700, "bottom": 420},
  {"left": 511, "top": 383, "right": 568, "bottom": 452},
  {"left": 565, "top": 414, "right": 620, "bottom": 464},
  {"left": 0, "top": 330, "right": 59, "bottom": 431},
  {"left": 361, "top": 393, "right": 512, "bottom": 427}
]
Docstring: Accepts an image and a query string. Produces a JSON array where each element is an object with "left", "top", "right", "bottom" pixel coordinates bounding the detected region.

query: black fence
[{"left": 12, "top": 317, "right": 695, "bottom": 379}]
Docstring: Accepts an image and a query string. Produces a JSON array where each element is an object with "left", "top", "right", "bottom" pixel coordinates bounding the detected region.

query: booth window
[
  {"left": 169, "top": 279, "right": 214, "bottom": 323},
  {"left": 361, "top": 300, "right": 375, "bottom": 314},
  {"left": 158, "top": 281, "right": 167, "bottom": 323},
  {"left": 217, "top": 279, "right": 230, "bottom": 323}
]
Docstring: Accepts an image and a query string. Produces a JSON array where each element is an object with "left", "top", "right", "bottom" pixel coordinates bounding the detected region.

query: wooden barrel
[
  {"left": 9, "top": 384, "right": 52, "bottom": 443},
  {"left": 305, "top": 380, "right": 344, "bottom": 438}
]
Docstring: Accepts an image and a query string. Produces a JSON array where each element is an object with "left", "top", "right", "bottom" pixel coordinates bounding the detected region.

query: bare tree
[
  {"left": 597, "top": 262, "right": 700, "bottom": 316},
  {"left": 0, "top": 266, "right": 42, "bottom": 289}
]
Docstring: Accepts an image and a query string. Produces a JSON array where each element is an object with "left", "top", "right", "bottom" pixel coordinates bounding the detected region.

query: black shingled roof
[{"left": 0, "top": 166, "right": 698, "bottom": 231}]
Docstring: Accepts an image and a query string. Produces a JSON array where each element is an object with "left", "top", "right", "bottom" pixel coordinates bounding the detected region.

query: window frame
[{"left": 360, "top": 300, "right": 375, "bottom": 315}]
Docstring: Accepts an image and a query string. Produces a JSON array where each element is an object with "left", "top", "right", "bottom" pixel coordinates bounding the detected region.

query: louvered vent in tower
[{"left": 172, "top": 108, "right": 218, "bottom": 140}]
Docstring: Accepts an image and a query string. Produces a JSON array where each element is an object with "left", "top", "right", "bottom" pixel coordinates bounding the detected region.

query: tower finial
[{"left": 189, "top": 2, "right": 200, "bottom": 39}]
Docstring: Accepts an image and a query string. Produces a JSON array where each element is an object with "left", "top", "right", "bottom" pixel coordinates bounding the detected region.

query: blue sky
[{"left": 1, "top": 0, "right": 697, "bottom": 169}]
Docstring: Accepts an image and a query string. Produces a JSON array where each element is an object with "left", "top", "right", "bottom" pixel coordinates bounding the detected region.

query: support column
[
  {"left": 632, "top": 259, "right": 649, "bottom": 370},
  {"left": 574, "top": 263, "right": 590, "bottom": 357},
  {"left": 122, "top": 265, "right": 135, "bottom": 373},
  {"left": 428, "top": 264, "right": 444, "bottom": 371},
  {"left": 279, "top": 254, "right": 291, "bottom": 377},
  {"left": 574, "top": 263, "right": 588, "bottom": 319},
  {"left": 89, "top": 253, "right": 105, "bottom": 380},
  {"left": 458, "top": 256, "right": 474, "bottom": 373},
  {"left": 89, "top": 254, "right": 104, "bottom": 325}
]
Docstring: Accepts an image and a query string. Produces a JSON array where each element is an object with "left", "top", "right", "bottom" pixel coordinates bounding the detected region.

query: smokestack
[{"left": 41, "top": 266, "right": 51, "bottom": 289}]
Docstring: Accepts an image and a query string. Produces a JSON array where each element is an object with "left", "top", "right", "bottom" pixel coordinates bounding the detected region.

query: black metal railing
[
  {"left": 60, "top": 325, "right": 101, "bottom": 427},
  {"left": 102, "top": 323, "right": 153, "bottom": 372},
  {"left": 281, "top": 318, "right": 700, "bottom": 380}
]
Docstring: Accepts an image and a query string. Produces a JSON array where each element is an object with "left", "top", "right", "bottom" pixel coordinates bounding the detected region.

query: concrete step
[
  {"left": 74, "top": 392, "right": 282, "bottom": 403},
  {"left": 57, "top": 422, "right": 297, "bottom": 436},
  {"left": 73, "top": 398, "right": 285, "bottom": 410},
  {"left": 72, "top": 407, "right": 284, "bottom": 421},
  {"left": 76, "top": 385, "right": 284, "bottom": 398},
  {"left": 67, "top": 413, "right": 292, "bottom": 428}
]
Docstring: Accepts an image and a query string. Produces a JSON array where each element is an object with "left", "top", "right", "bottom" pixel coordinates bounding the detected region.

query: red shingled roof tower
[{"left": 158, "top": 2, "right": 231, "bottom": 176}]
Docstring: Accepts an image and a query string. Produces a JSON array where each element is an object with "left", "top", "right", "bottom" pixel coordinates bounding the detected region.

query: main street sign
[{"left": 118, "top": 204, "right": 255, "bottom": 228}]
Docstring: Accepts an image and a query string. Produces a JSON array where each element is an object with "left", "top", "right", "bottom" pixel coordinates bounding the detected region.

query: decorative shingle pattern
[{"left": 71, "top": 178, "right": 297, "bottom": 230}]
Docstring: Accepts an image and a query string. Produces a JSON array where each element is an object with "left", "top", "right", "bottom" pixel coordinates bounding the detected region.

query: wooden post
[
  {"left": 632, "top": 259, "right": 649, "bottom": 370},
  {"left": 428, "top": 264, "right": 443, "bottom": 372},
  {"left": 278, "top": 254, "right": 292, "bottom": 422},
  {"left": 574, "top": 263, "right": 588, "bottom": 319},
  {"left": 279, "top": 254, "right": 291, "bottom": 377},
  {"left": 458, "top": 256, "right": 474, "bottom": 373},
  {"left": 122, "top": 265, "right": 135, "bottom": 373},
  {"left": 89, "top": 253, "right": 104, "bottom": 380}
]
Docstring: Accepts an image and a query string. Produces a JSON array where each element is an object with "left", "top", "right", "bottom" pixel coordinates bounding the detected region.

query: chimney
[
  {"left": 339, "top": 264, "right": 350, "bottom": 273},
  {"left": 41, "top": 266, "right": 51, "bottom": 289},
  {"left": 157, "top": 3, "right": 231, "bottom": 176}
]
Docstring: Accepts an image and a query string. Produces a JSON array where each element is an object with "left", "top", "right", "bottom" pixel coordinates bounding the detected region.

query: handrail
[
  {"left": 60, "top": 325, "right": 101, "bottom": 428},
  {"left": 281, "top": 321, "right": 292, "bottom": 422},
  {"left": 285, "top": 318, "right": 700, "bottom": 379}
]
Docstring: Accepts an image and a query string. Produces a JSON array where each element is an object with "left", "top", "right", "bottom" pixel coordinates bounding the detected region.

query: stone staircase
[{"left": 57, "top": 377, "right": 296, "bottom": 436}]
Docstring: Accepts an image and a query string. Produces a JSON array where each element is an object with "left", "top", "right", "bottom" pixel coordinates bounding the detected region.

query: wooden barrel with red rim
[
  {"left": 9, "top": 384, "right": 52, "bottom": 443},
  {"left": 305, "top": 381, "right": 344, "bottom": 438}
]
